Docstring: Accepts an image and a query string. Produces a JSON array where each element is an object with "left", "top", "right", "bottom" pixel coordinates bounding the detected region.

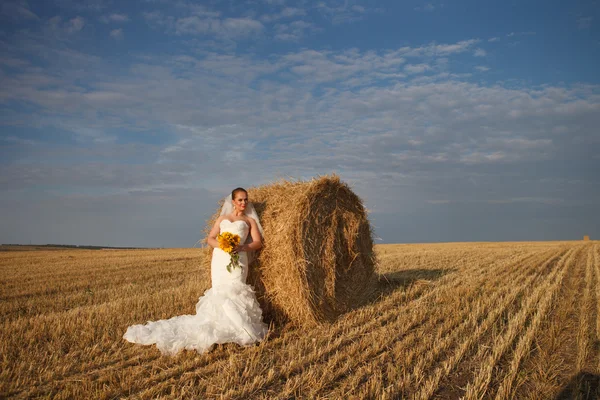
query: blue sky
[{"left": 1, "top": 0, "right": 599, "bottom": 247}]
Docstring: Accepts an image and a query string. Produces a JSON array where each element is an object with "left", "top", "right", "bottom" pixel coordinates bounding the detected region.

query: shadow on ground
[
  {"left": 249, "top": 266, "right": 452, "bottom": 339},
  {"left": 555, "top": 372, "right": 600, "bottom": 400},
  {"left": 374, "top": 268, "right": 451, "bottom": 299}
]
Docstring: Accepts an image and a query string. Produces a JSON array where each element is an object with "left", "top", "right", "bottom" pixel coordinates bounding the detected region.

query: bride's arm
[
  {"left": 206, "top": 216, "right": 224, "bottom": 249},
  {"left": 238, "top": 218, "right": 262, "bottom": 252}
]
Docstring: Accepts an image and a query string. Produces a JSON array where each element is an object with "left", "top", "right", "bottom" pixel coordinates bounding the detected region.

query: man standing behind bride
[{"left": 123, "top": 188, "right": 268, "bottom": 355}]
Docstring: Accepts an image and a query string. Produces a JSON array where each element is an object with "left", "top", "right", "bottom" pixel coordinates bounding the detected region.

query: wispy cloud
[
  {"left": 261, "top": 7, "right": 307, "bottom": 22},
  {"left": 404, "top": 63, "right": 432, "bottom": 74},
  {"left": 274, "top": 20, "right": 319, "bottom": 41},
  {"left": 507, "top": 31, "right": 536, "bottom": 37},
  {"left": 41, "top": 15, "right": 86, "bottom": 35},
  {"left": 1, "top": 1, "right": 598, "bottom": 245},
  {"left": 100, "top": 13, "right": 129, "bottom": 23},
  {"left": 577, "top": 16, "right": 593, "bottom": 30},
  {"left": 1, "top": 0, "right": 39, "bottom": 20},
  {"left": 3, "top": 36, "right": 598, "bottom": 208},
  {"left": 66, "top": 16, "right": 85, "bottom": 33},
  {"left": 1, "top": 136, "right": 39, "bottom": 145},
  {"left": 414, "top": 3, "right": 436, "bottom": 12},
  {"left": 317, "top": 1, "right": 368, "bottom": 24},
  {"left": 174, "top": 16, "right": 265, "bottom": 37},
  {"left": 474, "top": 48, "right": 486, "bottom": 57},
  {"left": 110, "top": 28, "right": 123, "bottom": 39},
  {"left": 414, "top": 39, "right": 479, "bottom": 56},
  {"left": 65, "top": 0, "right": 108, "bottom": 12},
  {"left": 142, "top": 10, "right": 169, "bottom": 27}
]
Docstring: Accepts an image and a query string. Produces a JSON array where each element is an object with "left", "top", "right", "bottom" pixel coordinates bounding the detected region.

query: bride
[{"left": 123, "top": 188, "right": 269, "bottom": 355}]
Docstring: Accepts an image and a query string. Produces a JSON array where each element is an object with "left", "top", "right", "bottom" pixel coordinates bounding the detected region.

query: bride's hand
[{"left": 234, "top": 244, "right": 247, "bottom": 253}]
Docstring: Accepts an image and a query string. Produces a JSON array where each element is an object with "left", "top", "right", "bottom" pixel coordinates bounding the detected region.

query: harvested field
[{"left": 1, "top": 241, "right": 598, "bottom": 399}]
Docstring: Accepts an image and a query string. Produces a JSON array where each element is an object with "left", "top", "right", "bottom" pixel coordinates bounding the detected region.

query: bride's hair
[
  {"left": 221, "top": 188, "right": 264, "bottom": 238},
  {"left": 232, "top": 187, "right": 247, "bottom": 199}
]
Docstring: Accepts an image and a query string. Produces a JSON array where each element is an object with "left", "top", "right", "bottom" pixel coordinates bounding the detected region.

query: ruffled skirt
[{"left": 123, "top": 282, "right": 268, "bottom": 355}]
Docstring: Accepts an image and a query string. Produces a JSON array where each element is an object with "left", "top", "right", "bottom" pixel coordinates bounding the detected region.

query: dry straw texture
[
  {"left": 2, "top": 241, "right": 599, "bottom": 398},
  {"left": 203, "top": 175, "right": 376, "bottom": 326}
]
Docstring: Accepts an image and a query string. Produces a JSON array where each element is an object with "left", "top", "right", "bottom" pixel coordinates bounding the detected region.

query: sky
[{"left": 1, "top": 0, "right": 599, "bottom": 247}]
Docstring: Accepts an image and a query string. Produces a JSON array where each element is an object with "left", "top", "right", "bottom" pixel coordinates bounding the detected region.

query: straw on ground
[{"left": 1, "top": 241, "right": 598, "bottom": 399}]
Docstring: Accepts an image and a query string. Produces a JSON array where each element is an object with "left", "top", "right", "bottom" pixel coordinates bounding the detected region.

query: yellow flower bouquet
[{"left": 217, "top": 232, "right": 241, "bottom": 272}]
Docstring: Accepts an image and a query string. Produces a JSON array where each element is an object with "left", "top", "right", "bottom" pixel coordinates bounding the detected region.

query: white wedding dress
[{"left": 123, "top": 219, "right": 268, "bottom": 355}]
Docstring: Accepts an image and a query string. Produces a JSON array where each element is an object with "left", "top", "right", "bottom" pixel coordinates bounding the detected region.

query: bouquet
[{"left": 217, "top": 232, "right": 241, "bottom": 272}]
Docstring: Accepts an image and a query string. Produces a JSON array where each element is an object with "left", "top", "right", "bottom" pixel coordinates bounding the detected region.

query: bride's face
[{"left": 233, "top": 192, "right": 248, "bottom": 213}]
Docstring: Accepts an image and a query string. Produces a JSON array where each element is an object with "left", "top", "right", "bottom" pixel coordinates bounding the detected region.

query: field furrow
[
  {"left": 570, "top": 244, "right": 597, "bottom": 398},
  {"left": 462, "top": 246, "right": 579, "bottom": 400},
  {"left": 0, "top": 241, "right": 595, "bottom": 400},
  {"left": 316, "top": 248, "right": 564, "bottom": 399},
  {"left": 595, "top": 245, "right": 600, "bottom": 372},
  {"left": 493, "top": 246, "right": 587, "bottom": 400},
  {"left": 79, "top": 248, "right": 515, "bottom": 398},
  {"left": 98, "top": 248, "right": 532, "bottom": 399},
  {"left": 141, "top": 248, "right": 556, "bottom": 397},
  {"left": 214, "top": 249, "right": 544, "bottom": 399},
  {"left": 412, "top": 248, "right": 567, "bottom": 400}
]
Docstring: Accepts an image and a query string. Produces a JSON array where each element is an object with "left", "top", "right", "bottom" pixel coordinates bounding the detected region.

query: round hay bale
[{"left": 202, "top": 175, "right": 376, "bottom": 326}]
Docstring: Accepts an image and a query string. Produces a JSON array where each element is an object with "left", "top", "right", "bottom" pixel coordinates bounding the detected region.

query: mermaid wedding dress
[{"left": 123, "top": 219, "right": 268, "bottom": 355}]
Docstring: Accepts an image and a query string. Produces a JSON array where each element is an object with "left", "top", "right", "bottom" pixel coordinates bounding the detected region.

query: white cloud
[
  {"left": 0, "top": 56, "right": 30, "bottom": 68},
  {"left": 43, "top": 15, "right": 89, "bottom": 36},
  {"left": 393, "top": 40, "right": 479, "bottom": 59},
  {"left": 1, "top": 136, "right": 38, "bottom": 145},
  {"left": 281, "top": 7, "right": 306, "bottom": 18},
  {"left": 142, "top": 3, "right": 268, "bottom": 42},
  {"left": 499, "top": 197, "right": 565, "bottom": 205},
  {"left": 404, "top": 63, "right": 432, "bottom": 74},
  {"left": 282, "top": 48, "right": 408, "bottom": 85},
  {"left": 70, "top": 0, "right": 108, "bottom": 12},
  {"left": 317, "top": 1, "right": 369, "bottom": 24},
  {"left": 415, "top": 3, "right": 436, "bottom": 12},
  {"left": 2, "top": 3, "right": 598, "bottom": 245},
  {"left": 143, "top": 10, "right": 162, "bottom": 22},
  {"left": 507, "top": 31, "right": 536, "bottom": 37},
  {"left": 72, "top": 127, "right": 117, "bottom": 143},
  {"left": 261, "top": 7, "right": 306, "bottom": 22},
  {"left": 460, "top": 151, "right": 505, "bottom": 164},
  {"left": 577, "top": 16, "right": 593, "bottom": 30},
  {"left": 1, "top": 0, "right": 38, "bottom": 19},
  {"left": 474, "top": 48, "right": 486, "bottom": 57},
  {"left": 2, "top": 35, "right": 598, "bottom": 224},
  {"left": 143, "top": 10, "right": 175, "bottom": 31},
  {"left": 222, "top": 18, "right": 264, "bottom": 36},
  {"left": 100, "top": 13, "right": 129, "bottom": 23},
  {"left": 66, "top": 16, "right": 85, "bottom": 33},
  {"left": 427, "top": 199, "right": 451, "bottom": 204},
  {"left": 175, "top": 16, "right": 264, "bottom": 37},
  {"left": 110, "top": 28, "right": 123, "bottom": 39},
  {"left": 174, "top": 16, "right": 213, "bottom": 34},
  {"left": 45, "top": 15, "right": 63, "bottom": 31},
  {"left": 432, "top": 39, "right": 479, "bottom": 55},
  {"left": 188, "top": 4, "right": 221, "bottom": 18},
  {"left": 488, "top": 37, "right": 500, "bottom": 42},
  {"left": 274, "top": 20, "right": 318, "bottom": 41}
]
